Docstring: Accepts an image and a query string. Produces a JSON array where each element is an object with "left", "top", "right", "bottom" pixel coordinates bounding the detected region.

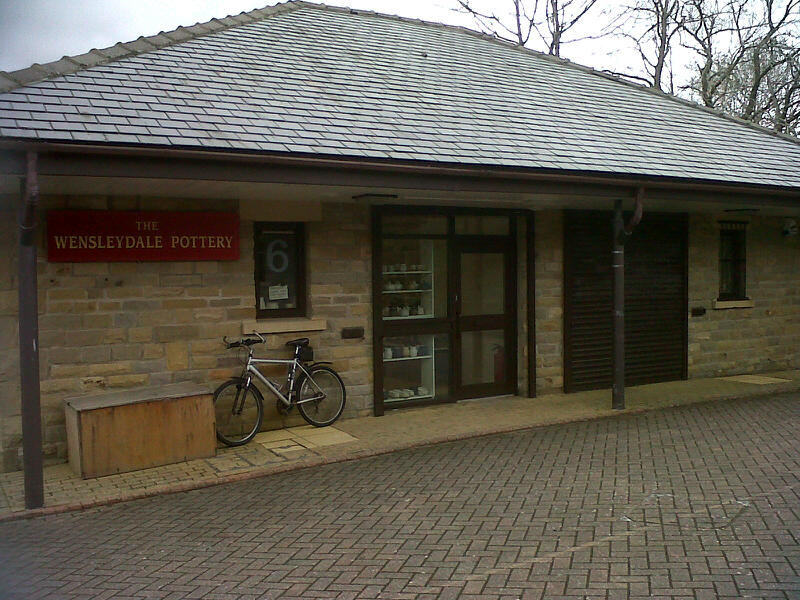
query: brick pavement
[{"left": 0, "top": 393, "right": 798, "bottom": 599}]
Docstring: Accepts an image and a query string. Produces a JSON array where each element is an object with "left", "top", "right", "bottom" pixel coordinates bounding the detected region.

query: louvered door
[{"left": 564, "top": 211, "right": 687, "bottom": 392}]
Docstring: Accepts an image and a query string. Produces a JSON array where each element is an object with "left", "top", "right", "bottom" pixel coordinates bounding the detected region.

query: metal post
[
  {"left": 526, "top": 211, "right": 536, "bottom": 398},
  {"left": 612, "top": 199, "right": 625, "bottom": 410},
  {"left": 18, "top": 151, "right": 43, "bottom": 509}
]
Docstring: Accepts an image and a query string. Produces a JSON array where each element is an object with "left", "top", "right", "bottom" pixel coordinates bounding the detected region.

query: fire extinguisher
[{"left": 493, "top": 344, "right": 505, "bottom": 383}]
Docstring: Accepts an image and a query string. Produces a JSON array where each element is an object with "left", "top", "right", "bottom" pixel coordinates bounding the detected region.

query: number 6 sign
[
  {"left": 255, "top": 223, "right": 306, "bottom": 318},
  {"left": 267, "top": 239, "right": 289, "bottom": 273}
]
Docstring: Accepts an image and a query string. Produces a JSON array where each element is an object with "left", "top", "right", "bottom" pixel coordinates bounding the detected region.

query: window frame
[
  {"left": 718, "top": 222, "right": 748, "bottom": 301},
  {"left": 254, "top": 222, "right": 307, "bottom": 319}
]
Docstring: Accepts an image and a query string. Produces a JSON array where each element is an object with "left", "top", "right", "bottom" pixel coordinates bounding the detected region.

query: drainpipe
[
  {"left": 18, "top": 151, "right": 43, "bottom": 509},
  {"left": 612, "top": 188, "right": 644, "bottom": 410}
]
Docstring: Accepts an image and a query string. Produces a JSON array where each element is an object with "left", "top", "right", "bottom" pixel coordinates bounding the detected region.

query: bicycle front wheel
[
  {"left": 213, "top": 379, "right": 264, "bottom": 446},
  {"left": 297, "top": 366, "right": 346, "bottom": 427}
]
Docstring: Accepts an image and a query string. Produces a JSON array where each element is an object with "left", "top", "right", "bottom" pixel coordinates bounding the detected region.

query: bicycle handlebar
[{"left": 223, "top": 332, "right": 265, "bottom": 349}]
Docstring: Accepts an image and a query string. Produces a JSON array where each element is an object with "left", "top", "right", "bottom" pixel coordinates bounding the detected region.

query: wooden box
[{"left": 64, "top": 383, "right": 216, "bottom": 479}]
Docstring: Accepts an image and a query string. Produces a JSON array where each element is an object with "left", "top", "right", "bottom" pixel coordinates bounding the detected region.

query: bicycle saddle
[{"left": 285, "top": 338, "right": 310, "bottom": 348}]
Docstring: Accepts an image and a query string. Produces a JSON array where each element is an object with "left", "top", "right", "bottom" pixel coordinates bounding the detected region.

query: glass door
[
  {"left": 454, "top": 238, "right": 516, "bottom": 399},
  {"left": 373, "top": 209, "right": 517, "bottom": 415}
]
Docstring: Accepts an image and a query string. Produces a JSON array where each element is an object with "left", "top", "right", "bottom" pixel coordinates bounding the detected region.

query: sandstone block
[
  {"left": 104, "top": 287, "right": 145, "bottom": 299},
  {"left": 166, "top": 342, "right": 189, "bottom": 371},
  {"left": 128, "top": 327, "right": 153, "bottom": 343},
  {"left": 40, "top": 378, "right": 82, "bottom": 394},
  {"left": 73, "top": 263, "right": 109, "bottom": 276},
  {"left": 191, "top": 339, "right": 223, "bottom": 354},
  {"left": 105, "top": 374, "right": 150, "bottom": 388},
  {"left": 81, "top": 314, "right": 112, "bottom": 329},
  {"left": 195, "top": 308, "right": 226, "bottom": 322},
  {"left": 80, "top": 346, "right": 112, "bottom": 363},
  {"left": 111, "top": 344, "right": 143, "bottom": 361},
  {"left": 47, "top": 288, "right": 88, "bottom": 301},
  {"left": 226, "top": 307, "right": 255, "bottom": 320},
  {"left": 209, "top": 368, "right": 238, "bottom": 381},
  {"left": 186, "top": 286, "right": 223, "bottom": 298},
  {"left": 155, "top": 324, "right": 199, "bottom": 343},
  {"left": 85, "top": 362, "right": 133, "bottom": 376},
  {"left": 141, "top": 343, "right": 164, "bottom": 359},
  {"left": 191, "top": 355, "right": 218, "bottom": 369},
  {"left": 209, "top": 298, "right": 241, "bottom": 308},
  {"left": 162, "top": 298, "right": 208, "bottom": 310}
]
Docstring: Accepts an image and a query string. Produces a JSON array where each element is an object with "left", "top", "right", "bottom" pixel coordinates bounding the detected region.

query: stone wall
[
  {"left": 0, "top": 197, "right": 372, "bottom": 472},
  {"left": 534, "top": 210, "right": 564, "bottom": 393},
  {"left": 688, "top": 214, "right": 800, "bottom": 377},
  {"left": 0, "top": 207, "right": 20, "bottom": 471},
  {"left": 4, "top": 202, "right": 798, "bottom": 472}
]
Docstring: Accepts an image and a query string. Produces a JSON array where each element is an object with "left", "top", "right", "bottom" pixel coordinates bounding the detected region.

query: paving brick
[{"left": 0, "top": 395, "right": 799, "bottom": 599}]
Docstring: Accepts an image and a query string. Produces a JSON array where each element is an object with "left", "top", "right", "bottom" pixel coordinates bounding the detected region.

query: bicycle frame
[{"left": 243, "top": 356, "right": 326, "bottom": 407}]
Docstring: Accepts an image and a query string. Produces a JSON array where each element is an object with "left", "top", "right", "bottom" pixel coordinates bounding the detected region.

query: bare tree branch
[
  {"left": 456, "top": 0, "right": 537, "bottom": 45},
  {"left": 456, "top": 0, "right": 602, "bottom": 56},
  {"left": 610, "top": 0, "right": 685, "bottom": 90},
  {"left": 682, "top": 0, "right": 800, "bottom": 134},
  {"left": 455, "top": 0, "right": 800, "bottom": 136}
]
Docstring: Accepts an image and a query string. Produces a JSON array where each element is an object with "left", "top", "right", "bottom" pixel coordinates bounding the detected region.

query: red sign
[{"left": 47, "top": 210, "right": 240, "bottom": 262}]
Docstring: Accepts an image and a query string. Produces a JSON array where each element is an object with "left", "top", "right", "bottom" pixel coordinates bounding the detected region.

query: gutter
[{"left": 1, "top": 140, "right": 800, "bottom": 202}]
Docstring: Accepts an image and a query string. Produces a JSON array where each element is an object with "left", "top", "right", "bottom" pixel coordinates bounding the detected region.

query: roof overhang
[{"left": 1, "top": 141, "right": 799, "bottom": 215}]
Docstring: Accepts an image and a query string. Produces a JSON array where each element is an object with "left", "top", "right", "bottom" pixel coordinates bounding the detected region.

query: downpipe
[{"left": 612, "top": 188, "right": 644, "bottom": 411}]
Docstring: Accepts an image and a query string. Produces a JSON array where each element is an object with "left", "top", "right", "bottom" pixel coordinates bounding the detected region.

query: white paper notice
[{"left": 268, "top": 284, "right": 289, "bottom": 300}]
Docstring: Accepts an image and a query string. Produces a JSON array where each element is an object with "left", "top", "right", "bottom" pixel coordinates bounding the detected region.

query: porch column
[
  {"left": 18, "top": 151, "right": 43, "bottom": 509},
  {"left": 612, "top": 200, "right": 625, "bottom": 410}
]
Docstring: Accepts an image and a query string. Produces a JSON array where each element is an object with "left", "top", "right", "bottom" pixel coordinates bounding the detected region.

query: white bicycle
[{"left": 213, "top": 333, "right": 346, "bottom": 446}]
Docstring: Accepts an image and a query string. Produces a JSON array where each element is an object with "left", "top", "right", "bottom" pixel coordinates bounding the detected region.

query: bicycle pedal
[{"left": 276, "top": 399, "right": 292, "bottom": 416}]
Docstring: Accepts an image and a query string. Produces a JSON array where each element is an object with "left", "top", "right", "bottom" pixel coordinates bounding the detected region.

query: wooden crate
[{"left": 64, "top": 383, "right": 216, "bottom": 479}]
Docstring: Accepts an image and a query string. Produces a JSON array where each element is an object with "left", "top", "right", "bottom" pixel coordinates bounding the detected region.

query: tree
[
  {"left": 608, "top": 0, "right": 686, "bottom": 91},
  {"left": 455, "top": 0, "right": 600, "bottom": 57},
  {"left": 682, "top": 0, "right": 800, "bottom": 134},
  {"left": 702, "top": 41, "right": 800, "bottom": 134},
  {"left": 767, "top": 47, "right": 800, "bottom": 134},
  {"left": 681, "top": 0, "right": 750, "bottom": 107},
  {"left": 454, "top": 0, "right": 800, "bottom": 136}
]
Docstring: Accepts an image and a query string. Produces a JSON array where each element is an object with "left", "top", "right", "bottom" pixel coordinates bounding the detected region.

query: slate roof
[{"left": 1, "top": 1, "right": 799, "bottom": 190}]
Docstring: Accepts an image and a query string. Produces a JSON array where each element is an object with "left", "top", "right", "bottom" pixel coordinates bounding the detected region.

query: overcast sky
[
  {"left": 0, "top": 0, "right": 642, "bottom": 76},
  {"left": 0, "top": 0, "right": 475, "bottom": 72}
]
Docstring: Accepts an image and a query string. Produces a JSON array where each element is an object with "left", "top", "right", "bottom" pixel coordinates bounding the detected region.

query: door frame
[
  {"left": 451, "top": 235, "right": 517, "bottom": 400},
  {"left": 372, "top": 206, "right": 521, "bottom": 415}
]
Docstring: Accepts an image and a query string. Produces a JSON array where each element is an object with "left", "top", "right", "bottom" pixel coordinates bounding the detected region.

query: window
[
  {"left": 254, "top": 222, "right": 306, "bottom": 318},
  {"left": 718, "top": 222, "right": 747, "bottom": 301}
]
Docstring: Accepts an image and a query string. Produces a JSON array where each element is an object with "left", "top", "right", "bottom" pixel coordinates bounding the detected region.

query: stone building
[{"left": 1, "top": 1, "right": 799, "bottom": 472}]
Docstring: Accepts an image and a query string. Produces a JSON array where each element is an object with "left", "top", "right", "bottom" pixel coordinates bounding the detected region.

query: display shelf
[
  {"left": 384, "top": 393, "right": 434, "bottom": 403},
  {"left": 381, "top": 331, "right": 439, "bottom": 405},
  {"left": 382, "top": 239, "right": 437, "bottom": 321},
  {"left": 383, "top": 355, "right": 433, "bottom": 363}
]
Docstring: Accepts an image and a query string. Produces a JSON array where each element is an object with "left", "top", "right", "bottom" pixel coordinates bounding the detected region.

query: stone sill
[
  {"left": 712, "top": 299, "right": 754, "bottom": 310},
  {"left": 241, "top": 318, "right": 327, "bottom": 335}
]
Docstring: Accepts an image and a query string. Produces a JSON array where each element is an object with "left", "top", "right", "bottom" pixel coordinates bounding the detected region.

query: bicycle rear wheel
[
  {"left": 213, "top": 379, "right": 264, "bottom": 446},
  {"left": 297, "top": 366, "right": 346, "bottom": 427}
]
